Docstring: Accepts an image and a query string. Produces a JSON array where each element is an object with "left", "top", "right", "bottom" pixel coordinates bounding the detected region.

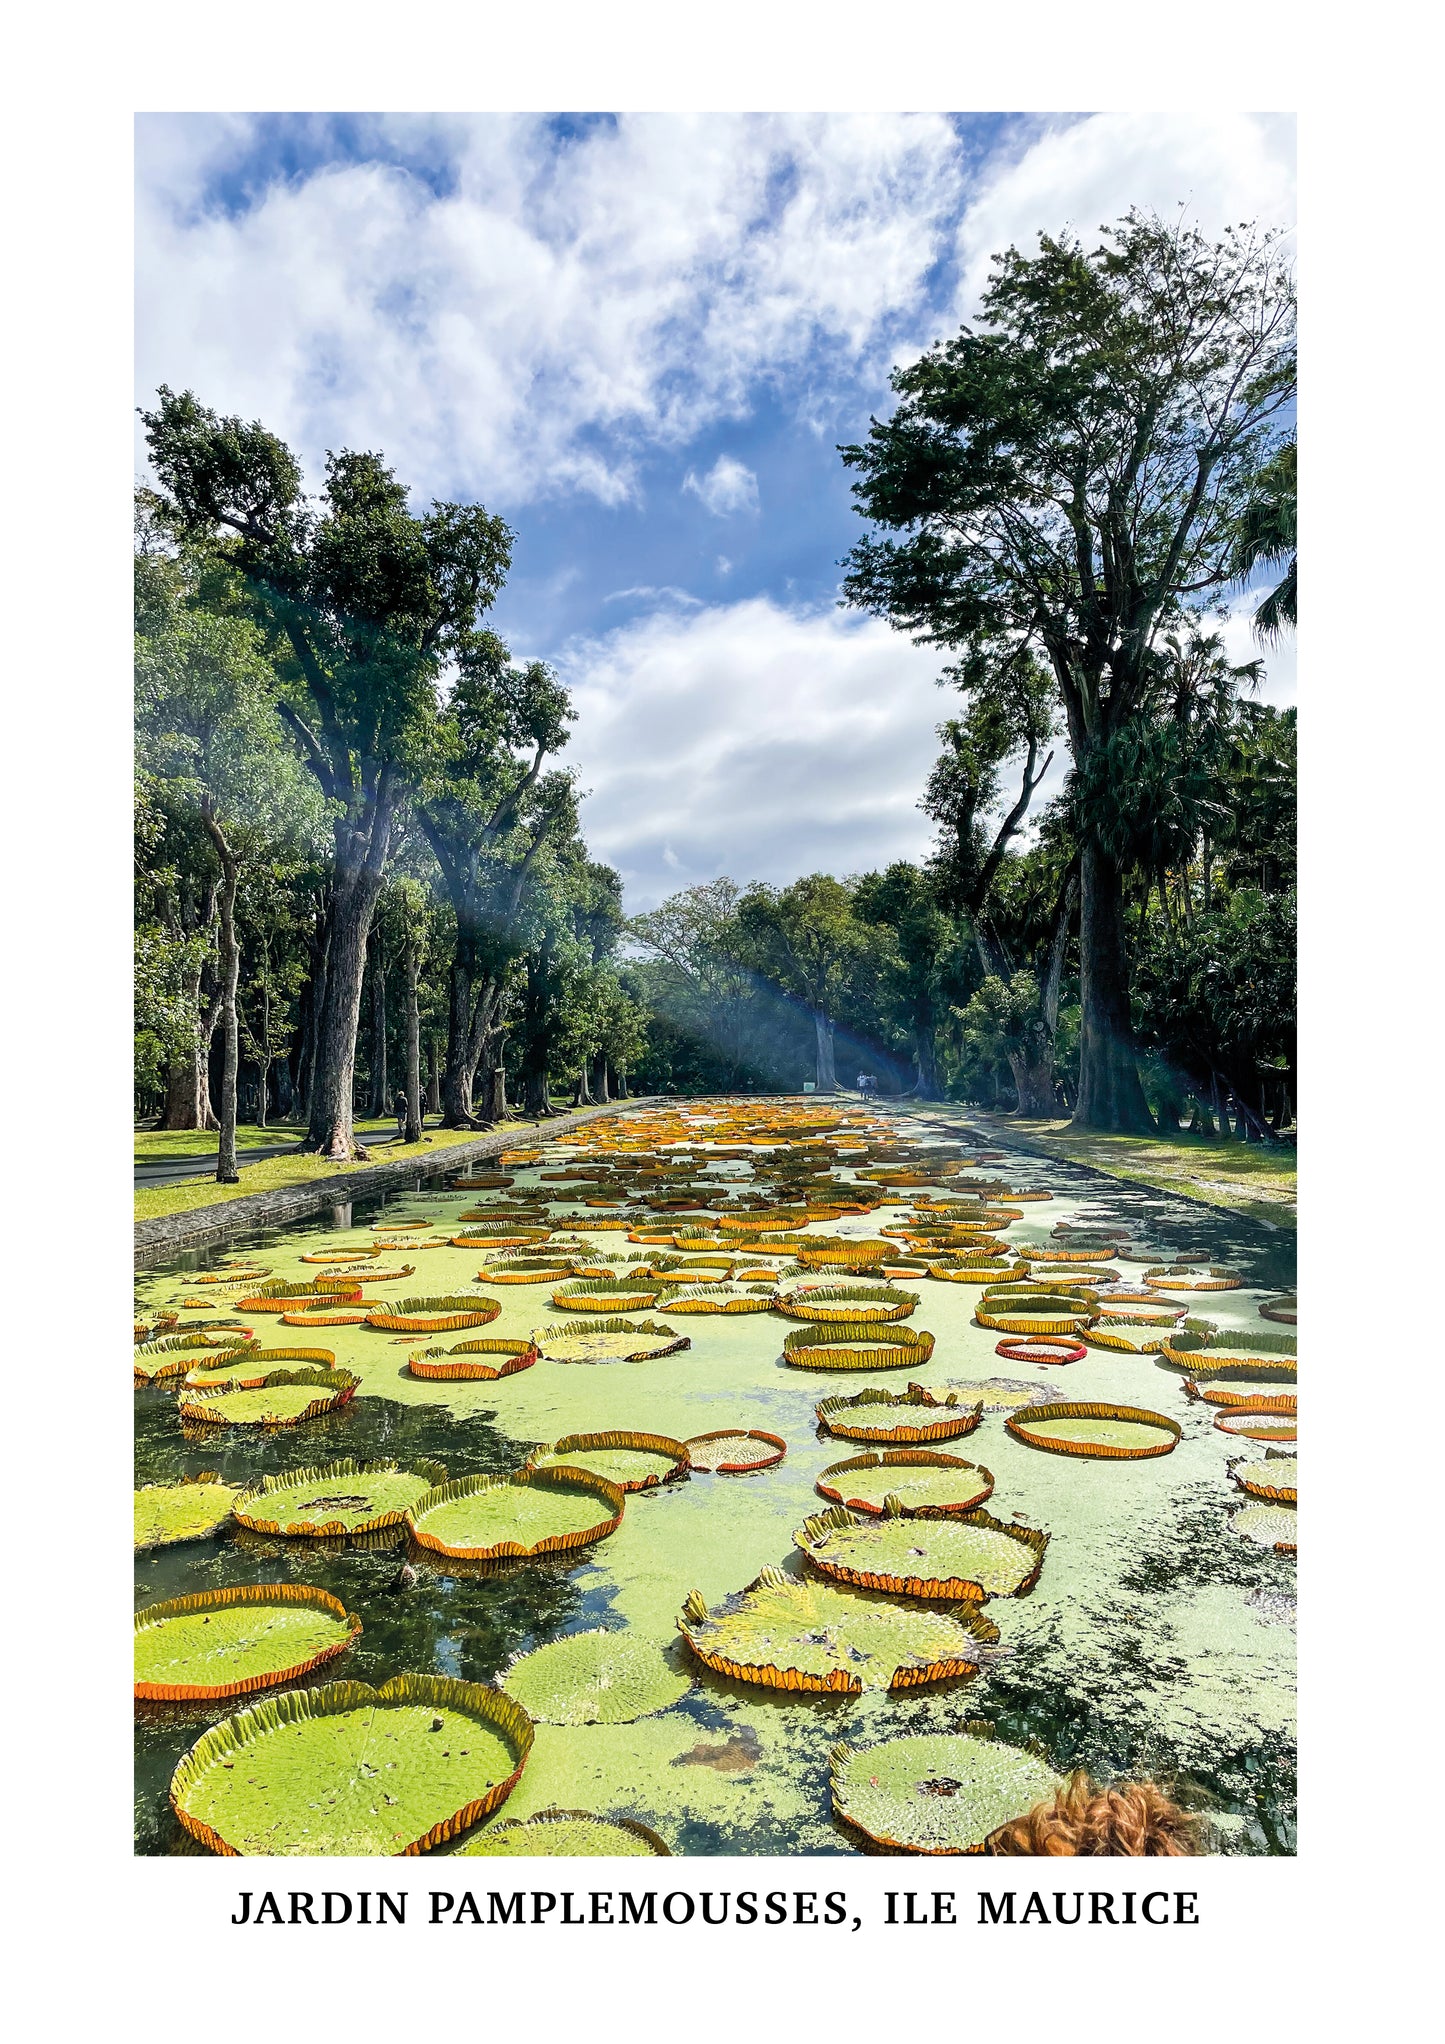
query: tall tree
[
  {"left": 417, "top": 635, "right": 576, "bottom": 1127},
  {"left": 135, "top": 544, "right": 320, "bottom": 1178},
  {"left": 841, "top": 210, "right": 1296, "bottom": 1131},
  {"left": 140, "top": 388, "right": 514, "bottom": 1157}
]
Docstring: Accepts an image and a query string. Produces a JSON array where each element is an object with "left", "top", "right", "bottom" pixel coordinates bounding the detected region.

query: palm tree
[{"left": 1232, "top": 439, "right": 1297, "bottom": 644}]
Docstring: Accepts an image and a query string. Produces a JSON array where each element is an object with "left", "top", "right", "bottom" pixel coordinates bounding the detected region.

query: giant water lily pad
[
  {"left": 783, "top": 1324, "right": 935, "bottom": 1371},
  {"left": 233, "top": 1460, "right": 447, "bottom": 1538},
  {"left": 1231, "top": 1456, "right": 1297, "bottom": 1503},
  {"left": 407, "top": 1467, "right": 624, "bottom": 1562},
  {"left": 817, "top": 1384, "right": 982, "bottom": 1444},
  {"left": 815, "top": 1451, "right": 994, "bottom": 1517},
  {"left": 135, "top": 1585, "right": 361, "bottom": 1700},
  {"left": 1230, "top": 1502, "right": 1298, "bottom": 1551},
  {"left": 532, "top": 1318, "right": 689, "bottom": 1363},
  {"left": 177, "top": 1369, "right": 359, "bottom": 1429},
  {"left": 169, "top": 1674, "right": 532, "bottom": 1855},
  {"left": 499, "top": 1630, "right": 691, "bottom": 1724},
  {"left": 184, "top": 1345, "right": 335, "bottom": 1390},
  {"left": 408, "top": 1338, "right": 538, "bottom": 1382},
  {"left": 457, "top": 1808, "right": 670, "bottom": 1856},
  {"left": 831, "top": 1733, "right": 1059, "bottom": 1854},
  {"left": 796, "top": 1505, "right": 1046, "bottom": 1602},
  {"left": 527, "top": 1431, "right": 689, "bottom": 1492},
  {"left": 677, "top": 1566, "right": 1000, "bottom": 1694},
  {"left": 686, "top": 1429, "right": 787, "bottom": 1473},
  {"left": 134, "top": 1476, "right": 244, "bottom": 1550},
  {"left": 1006, "top": 1402, "right": 1181, "bottom": 1460},
  {"left": 1214, "top": 1409, "right": 1297, "bottom": 1441},
  {"left": 940, "top": 1378, "right": 1051, "bottom": 1412}
]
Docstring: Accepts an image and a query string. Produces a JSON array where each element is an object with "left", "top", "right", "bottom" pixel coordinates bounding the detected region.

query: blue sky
[{"left": 136, "top": 111, "right": 1296, "bottom": 908}]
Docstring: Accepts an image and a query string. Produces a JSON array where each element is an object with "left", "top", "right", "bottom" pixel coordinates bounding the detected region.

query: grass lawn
[
  {"left": 134, "top": 1119, "right": 538, "bottom": 1224},
  {"left": 965, "top": 1113, "right": 1297, "bottom": 1229},
  {"left": 134, "top": 1118, "right": 400, "bottom": 1160}
]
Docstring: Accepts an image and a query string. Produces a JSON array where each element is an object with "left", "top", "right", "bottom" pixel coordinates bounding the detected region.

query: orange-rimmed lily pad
[
  {"left": 169, "top": 1674, "right": 533, "bottom": 1855},
  {"left": 685, "top": 1429, "right": 787, "bottom": 1473},
  {"left": 796, "top": 1503, "right": 1046, "bottom": 1602},
  {"left": 1005, "top": 1401, "right": 1181, "bottom": 1460},
  {"left": 407, "top": 1466, "right": 624, "bottom": 1562},
  {"left": 135, "top": 1583, "right": 361, "bottom": 1700},
  {"left": 814, "top": 1449, "right": 994, "bottom": 1517}
]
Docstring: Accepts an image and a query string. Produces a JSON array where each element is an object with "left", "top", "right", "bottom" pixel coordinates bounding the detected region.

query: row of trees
[
  {"left": 135, "top": 398, "right": 647, "bottom": 1177},
  {"left": 626, "top": 211, "right": 1296, "bottom": 1136},
  {"left": 624, "top": 677, "right": 1294, "bottom": 1135},
  {"left": 135, "top": 209, "right": 1295, "bottom": 1158}
]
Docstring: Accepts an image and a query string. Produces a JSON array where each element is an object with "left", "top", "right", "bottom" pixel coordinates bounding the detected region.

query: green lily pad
[
  {"left": 499, "top": 1630, "right": 691, "bottom": 1725},
  {"left": 797, "top": 1505, "right": 1046, "bottom": 1601},
  {"left": 233, "top": 1459, "right": 447, "bottom": 1538},
  {"left": 1231, "top": 1502, "right": 1298, "bottom": 1549},
  {"left": 831, "top": 1733, "right": 1059, "bottom": 1853},
  {"left": 678, "top": 1566, "right": 1000, "bottom": 1694},
  {"left": 939, "top": 1377, "right": 1051, "bottom": 1411},
  {"left": 1231, "top": 1456, "right": 1297, "bottom": 1502},
  {"left": 177, "top": 1369, "right": 359, "bottom": 1429},
  {"left": 457, "top": 1809, "right": 670, "bottom": 1856},
  {"left": 134, "top": 1476, "right": 244, "bottom": 1550},
  {"left": 817, "top": 1384, "right": 982, "bottom": 1444},
  {"left": 685, "top": 1429, "right": 787, "bottom": 1472},
  {"left": 815, "top": 1451, "right": 994, "bottom": 1516},
  {"left": 532, "top": 1317, "right": 690, "bottom": 1363},
  {"left": 135, "top": 1585, "right": 361, "bottom": 1699},
  {"left": 170, "top": 1675, "right": 532, "bottom": 1855},
  {"left": 1006, "top": 1402, "right": 1181, "bottom": 1459},
  {"left": 527, "top": 1432, "right": 689, "bottom": 1492},
  {"left": 408, "top": 1468, "right": 624, "bottom": 1562}
]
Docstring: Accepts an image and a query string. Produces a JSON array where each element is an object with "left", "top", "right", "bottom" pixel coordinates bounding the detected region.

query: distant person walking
[{"left": 394, "top": 1088, "right": 408, "bottom": 1139}]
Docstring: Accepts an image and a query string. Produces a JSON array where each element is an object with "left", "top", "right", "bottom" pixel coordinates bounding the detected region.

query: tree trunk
[
  {"left": 913, "top": 1025, "right": 941, "bottom": 1101},
  {"left": 1007, "top": 1051, "right": 1059, "bottom": 1119},
  {"left": 441, "top": 945, "right": 477, "bottom": 1126},
  {"left": 594, "top": 1056, "right": 611, "bottom": 1104},
  {"left": 525, "top": 1063, "right": 550, "bottom": 1116},
  {"left": 159, "top": 1054, "right": 203, "bottom": 1130},
  {"left": 481, "top": 1063, "right": 507, "bottom": 1122},
  {"left": 576, "top": 1063, "right": 593, "bottom": 1106},
  {"left": 813, "top": 1007, "right": 838, "bottom": 1092},
  {"left": 202, "top": 812, "right": 241, "bottom": 1183},
  {"left": 1072, "top": 840, "right": 1156, "bottom": 1133},
  {"left": 367, "top": 930, "right": 388, "bottom": 1119},
  {"left": 403, "top": 939, "right": 423, "bottom": 1145},
  {"left": 304, "top": 858, "right": 386, "bottom": 1160},
  {"left": 426, "top": 1040, "right": 442, "bottom": 1114}
]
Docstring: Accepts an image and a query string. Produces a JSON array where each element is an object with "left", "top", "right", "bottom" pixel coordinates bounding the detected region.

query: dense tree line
[
  {"left": 134, "top": 401, "right": 648, "bottom": 1177},
  {"left": 135, "top": 210, "right": 1295, "bottom": 1161}
]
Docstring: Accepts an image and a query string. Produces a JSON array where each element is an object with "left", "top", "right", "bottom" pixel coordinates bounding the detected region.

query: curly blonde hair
[{"left": 983, "top": 1769, "right": 1199, "bottom": 1856}]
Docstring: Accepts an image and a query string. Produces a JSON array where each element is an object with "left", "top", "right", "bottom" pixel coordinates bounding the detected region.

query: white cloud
[
  {"left": 683, "top": 455, "right": 759, "bottom": 517},
  {"left": 949, "top": 112, "right": 1296, "bottom": 317},
  {"left": 136, "top": 111, "right": 967, "bottom": 507},
  {"left": 556, "top": 596, "right": 953, "bottom": 906}
]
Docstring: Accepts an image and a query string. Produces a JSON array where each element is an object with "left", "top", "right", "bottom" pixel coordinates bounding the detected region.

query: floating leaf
[
  {"left": 134, "top": 1475, "right": 244, "bottom": 1550},
  {"left": 1230, "top": 1502, "right": 1298, "bottom": 1551},
  {"left": 135, "top": 1584, "right": 361, "bottom": 1700},
  {"left": 1005, "top": 1401, "right": 1181, "bottom": 1460},
  {"left": 816, "top": 1383, "right": 982, "bottom": 1444},
  {"left": 677, "top": 1566, "right": 1000, "bottom": 1693},
  {"left": 499, "top": 1630, "right": 690, "bottom": 1724},
  {"left": 407, "top": 1467, "right": 624, "bottom": 1562},
  {"left": 527, "top": 1431, "right": 689, "bottom": 1492},
  {"left": 169, "top": 1674, "right": 532, "bottom": 1855},
  {"left": 532, "top": 1317, "right": 690, "bottom": 1363},
  {"left": 814, "top": 1450, "right": 994, "bottom": 1517},
  {"left": 685, "top": 1429, "right": 787, "bottom": 1473},
  {"left": 831, "top": 1733, "right": 1059, "bottom": 1854},
  {"left": 233, "top": 1460, "right": 446, "bottom": 1538},
  {"left": 457, "top": 1808, "right": 670, "bottom": 1856},
  {"left": 796, "top": 1503, "right": 1046, "bottom": 1601}
]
